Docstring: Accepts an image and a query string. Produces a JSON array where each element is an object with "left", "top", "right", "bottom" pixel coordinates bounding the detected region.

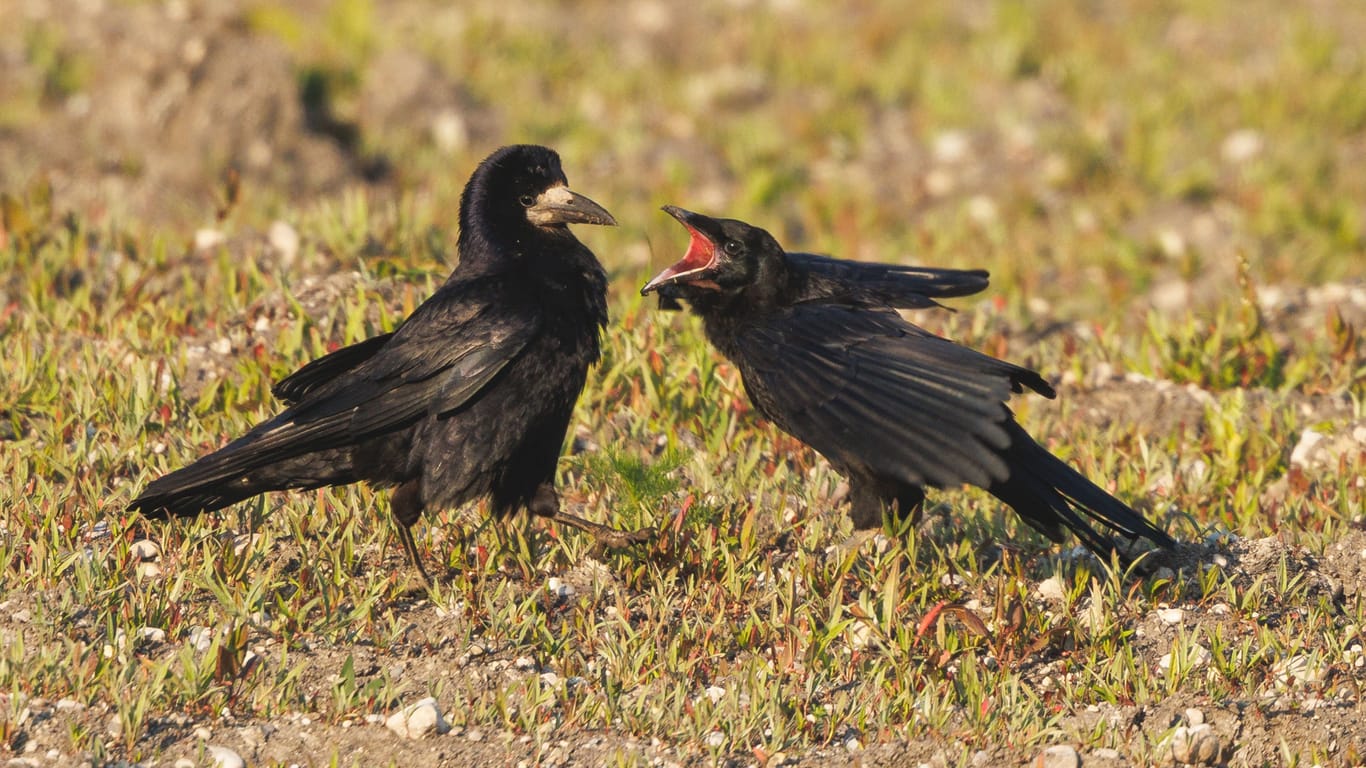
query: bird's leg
[
  {"left": 831, "top": 482, "right": 924, "bottom": 559},
  {"left": 893, "top": 487, "right": 926, "bottom": 527},
  {"left": 530, "top": 483, "right": 653, "bottom": 549},
  {"left": 391, "top": 480, "right": 434, "bottom": 586}
]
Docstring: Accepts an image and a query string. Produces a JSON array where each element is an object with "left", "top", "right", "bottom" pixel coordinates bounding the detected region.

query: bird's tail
[
  {"left": 129, "top": 436, "right": 355, "bottom": 520},
  {"left": 990, "top": 421, "right": 1174, "bottom": 559}
]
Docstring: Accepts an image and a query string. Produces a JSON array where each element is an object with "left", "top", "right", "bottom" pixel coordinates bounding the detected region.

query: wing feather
[
  {"left": 733, "top": 306, "right": 1046, "bottom": 489},
  {"left": 142, "top": 279, "right": 536, "bottom": 493}
]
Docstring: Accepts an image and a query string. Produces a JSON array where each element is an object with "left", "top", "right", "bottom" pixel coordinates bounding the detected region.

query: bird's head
[
  {"left": 641, "top": 206, "right": 783, "bottom": 298},
  {"left": 461, "top": 145, "right": 616, "bottom": 242}
]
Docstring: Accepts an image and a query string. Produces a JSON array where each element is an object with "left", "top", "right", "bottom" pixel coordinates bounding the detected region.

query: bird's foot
[
  {"left": 550, "top": 512, "right": 654, "bottom": 550},
  {"left": 823, "top": 529, "right": 894, "bottom": 568}
]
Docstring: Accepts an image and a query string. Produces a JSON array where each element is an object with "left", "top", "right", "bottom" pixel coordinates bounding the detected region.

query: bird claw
[{"left": 550, "top": 512, "right": 654, "bottom": 550}]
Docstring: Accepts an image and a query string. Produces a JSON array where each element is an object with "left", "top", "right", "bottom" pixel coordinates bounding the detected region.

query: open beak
[
  {"left": 526, "top": 185, "right": 617, "bottom": 227},
  {"left": 641, "top": 205, "right": 720, "bottom": 294}
]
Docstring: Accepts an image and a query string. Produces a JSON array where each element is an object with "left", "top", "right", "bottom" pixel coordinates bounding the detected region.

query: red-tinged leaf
[{"left": 917, "top": 601, "right": 948, "bottom": 637}]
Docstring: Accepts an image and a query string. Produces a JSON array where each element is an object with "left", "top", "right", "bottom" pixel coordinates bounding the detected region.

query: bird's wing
[
  {"left": 272, "top": 332, "right": 396, "bottom": 404},
  {"left": 734, "top": 305, "right": 1053, "bottom": 490},
  {"left": 147, "top": 284, "right": 537, "bottom": 489},
  {"left": 786, "top": 252, "right": 990, "bottom": 309}
]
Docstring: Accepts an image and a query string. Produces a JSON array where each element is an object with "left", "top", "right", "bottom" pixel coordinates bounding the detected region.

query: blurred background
[{"left": 4, "top": 0, "right": 1363, "bottom": 315}]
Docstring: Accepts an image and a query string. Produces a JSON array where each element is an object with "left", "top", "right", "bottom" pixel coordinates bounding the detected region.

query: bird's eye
[
  {"left": 519, "top": 194, "right": 536, "bottom": 207},
  {"left": 723, "top": 240, "right": 743, "bottom": 255}
]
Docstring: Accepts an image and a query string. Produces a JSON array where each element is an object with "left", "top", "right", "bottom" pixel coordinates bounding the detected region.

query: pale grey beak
[{"left": 526, "top": 185, "right": 617, "bottom": 227}]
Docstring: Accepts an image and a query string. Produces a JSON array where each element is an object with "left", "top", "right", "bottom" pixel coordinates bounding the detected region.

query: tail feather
[
  {"left": 991, "top": 422, "right": 1174, "bottom": 558},
  {"left": 129, "top": 444, "right": 356, "bottom": 519}
]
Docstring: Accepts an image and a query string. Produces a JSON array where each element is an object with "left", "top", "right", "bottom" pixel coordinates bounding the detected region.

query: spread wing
[
  {"left": 786, "top": 252, "right": 990, "bottom": 309},
  {"left": 733, "top": 305, "right": 1053, "bottom": 489}
]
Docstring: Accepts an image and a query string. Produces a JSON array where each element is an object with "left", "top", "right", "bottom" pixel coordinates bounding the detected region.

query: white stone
[
  {"left": 1157, "top": 608, "right": 1184, "bottom": 625},
  {"left": 130, "top": 539, "right": 160, "bottom": 561},
  {"left": 385, "top": 697, "right": 450, "bottom": 739},
  {"left": 194, "top": 229, "right": 226, "bottom": 251},
  {"left": 268, "top": 220, "right": 300, "bottom": 264},
  {"left": 1158, "top": 643, "right": 1211, "bottom": 676},
  {"left": 431, "top": 109, "right": 468, "bottom": 155},
  {"left": 1169, "top": 723, "right": 1221, "bottom": 764},
  {"left": 967, "top": 195, "right": 998, "bottom": 226},
  {"left": 1036, "top": 576, "right": 1066, "bottom": 602},
  {"left": 545, "top": 577, "right": 575, "bottom": 599},
  {"left": 1156, "top": 229, "right": 1187, "bottom": 259},
  {"left": 1290, "top": 429, "right": 1326, "bottom": 468},
  {"left": 932, "top": 130, "right": 971, "bottom": 164},
  {"left": 206, "top": 745, "right": 245, "bottom": 768},
  {"left": 704, "top": 685, "right": 725, "bottom": 704},
  {"left": 1221, "top": 129, "right": 1264, "bottom": 164},
  {"left": 847, "top": 621, "right": 876, "bottom": 650},
  {"left": 1274, "top": 654, "right": 1326, "bottom": 687},
  {"left": 1035, "top": 744, "right": 1080, "bottom": 768}
]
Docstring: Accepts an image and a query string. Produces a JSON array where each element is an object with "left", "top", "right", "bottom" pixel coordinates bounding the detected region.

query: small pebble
[
  {"left": 1274, "top": 654, "right": 1327, "bottom": 687},
  {"left": 385, "top": 697, "right": 450, "bottom": 739},
  {"left": 1169, "top": 723, "right": 1221, "bottom": 764},
  {"left": 1221, "top": 128, "right": 1264, "bottom": 164},
  {"left": 1157, "top": 608, "right": 1184, "bottom": 624},
  {"left": 268, "top": 220, "right": 300, "bottom": 263},
  {"left": 129, "top": 539, "right": 160, "bottom": 561},
  {"left": 1034, "top": 744, "right": 1080, "bottom": 768},
  {"left": 206, "top": 745, "right": 244, "bottom": 768},
  {"left": 1036, "top": 577, "right": 1066, "bottom": 602},
  {"left": 194, "top": 229, "right": 226, "bottom": 251}
]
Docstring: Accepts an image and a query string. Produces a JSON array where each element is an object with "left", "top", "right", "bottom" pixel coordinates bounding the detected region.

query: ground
[{"left": 1, "top": 1, "right": 1363, "bottom": 766}]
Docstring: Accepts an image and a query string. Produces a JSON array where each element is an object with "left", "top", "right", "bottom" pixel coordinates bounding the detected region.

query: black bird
[
  {"left": 642, "top": 206, "right": 1173, "bottom": 559},
  {"left": 130, "top": 145, "right": 646, "bottom": 583}
]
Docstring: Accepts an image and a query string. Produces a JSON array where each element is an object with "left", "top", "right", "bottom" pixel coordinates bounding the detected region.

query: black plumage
[
  {"left": 130, "top": 145, "right": 646, "bottom": 582},
  {"left": 643, "top": 206, "right": 1173, "bottom": 559}
]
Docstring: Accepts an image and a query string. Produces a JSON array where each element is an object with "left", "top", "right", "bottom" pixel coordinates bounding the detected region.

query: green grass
[{"left": 2, "top": 0, "right": 1365, "bottom": 765}]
